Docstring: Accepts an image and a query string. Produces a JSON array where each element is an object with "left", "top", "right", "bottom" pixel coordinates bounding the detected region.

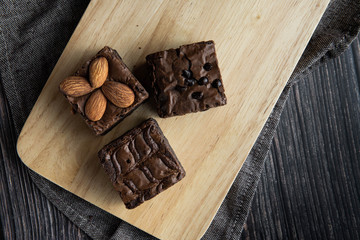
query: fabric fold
[{"left": 0, "top": 0, "right": 359, "bottom": 239}]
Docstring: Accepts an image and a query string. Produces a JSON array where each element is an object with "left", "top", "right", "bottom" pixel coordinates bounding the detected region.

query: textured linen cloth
[{"left": 1, "top": 0, "right": 359, "bottom": 239}]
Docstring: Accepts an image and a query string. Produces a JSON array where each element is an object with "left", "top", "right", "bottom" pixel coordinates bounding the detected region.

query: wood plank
[
  {"left": 241, "top": 37, "right": 360, "bottom": 240},
  {"left": 0, "top": 1, "right": 91, "bottom": 239},
  {"left": 16, "top": 0, "right": 329, "bottom": 239},
  {"left": 0, "top": 82, "right": 91, "bottom": 240}
]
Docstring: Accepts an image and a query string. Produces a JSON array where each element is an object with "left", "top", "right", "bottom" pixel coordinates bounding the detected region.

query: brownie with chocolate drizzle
[{"left": 98, "top": 118, "right": 186, "bottom": 209}]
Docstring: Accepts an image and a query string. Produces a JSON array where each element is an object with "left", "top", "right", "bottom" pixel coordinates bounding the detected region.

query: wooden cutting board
[{"left": 17, "top": 0, "right": 329, "bottom": 239}]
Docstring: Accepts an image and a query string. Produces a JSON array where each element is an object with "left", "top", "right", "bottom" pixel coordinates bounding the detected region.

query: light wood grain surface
[{"left": 16, "top": 0, "right": 329, "bottom": 239}]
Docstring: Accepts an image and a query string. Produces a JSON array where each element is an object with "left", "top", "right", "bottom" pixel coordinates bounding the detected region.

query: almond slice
[
  {"left": 101, "top": 81, "right": 135, "bottom": 108},
  {"left": 59, "top": 76, "right": 93, "bottom": 97},
  {"left": 89, "top": 57, "right": 108, "bottom": 88},
  {"left": 85, "top": 90, "right": 107, "bottom": 121}
]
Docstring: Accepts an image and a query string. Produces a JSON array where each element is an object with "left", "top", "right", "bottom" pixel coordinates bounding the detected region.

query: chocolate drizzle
[{"left": 98, "top": 118, "right": 185, "bottom": 209}]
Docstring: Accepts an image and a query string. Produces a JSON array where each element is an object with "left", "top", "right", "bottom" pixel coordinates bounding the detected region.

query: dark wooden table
[{"left": 1, "top": 36, "right": 359, "bottom": 239}]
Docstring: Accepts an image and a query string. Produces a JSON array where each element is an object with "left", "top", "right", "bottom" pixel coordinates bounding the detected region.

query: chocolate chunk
[
  {"left": 146, "top": 41, "right": 227, "bottom": 118},
  {"left": 198, "top": 77, "right": 209, "bottom": 85},
  {"left": 192, "top": 92, "right": 203, "bottom": 99},
  {"left": 203, "top": 63, "right": 212, "bottom": 71},
  {"left": 212, "top": 79, "right": 222, "bottom": 88},
  {"left": 98, "top": 118, "right": 186, "bottom": 209},
  {"left": 186, "top": 78, "right": 196, "bottom": 86},
  {"left": 182, "top": 69, "right": 192, "bottom": 79}
]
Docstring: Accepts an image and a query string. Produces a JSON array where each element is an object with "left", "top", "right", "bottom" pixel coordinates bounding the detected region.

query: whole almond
[
  {"left": 59, "top": 76, "right": 93, "bottom": 97},
  {"left": 89, "top": 57, "right": 108, "bottom": 88},
  {"left": 101, "top": 81, "right": 135, "bottom": 108},
  {"left": 85, "top": 90, "right": 107, "bottom": 121}
]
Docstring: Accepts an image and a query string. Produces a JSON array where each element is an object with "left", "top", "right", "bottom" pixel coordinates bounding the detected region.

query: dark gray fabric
[{"left": 1, "top": 0, "right": 359, "bottom": 239}]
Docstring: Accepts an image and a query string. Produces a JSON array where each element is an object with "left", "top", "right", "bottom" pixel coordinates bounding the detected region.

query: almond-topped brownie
[
  {"left": 59, "top": 46, "right": 149, "bottom": 135},
  {"left": 146, "top": 41, "right": 227, "bottom": 117},
  {"left": 98, "top": 118, "right": 186, "bottom": 209}
]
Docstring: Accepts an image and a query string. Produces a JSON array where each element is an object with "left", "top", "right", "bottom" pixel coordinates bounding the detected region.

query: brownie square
[
  {"left": 98, "top": 118, "right": 186, "bottom": 209},
  {"left": 59, "top": 46, "right": 149, "bottom": 135},
  {"left": 146, "top": 40, "right": 227, "bottom": 117}
]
